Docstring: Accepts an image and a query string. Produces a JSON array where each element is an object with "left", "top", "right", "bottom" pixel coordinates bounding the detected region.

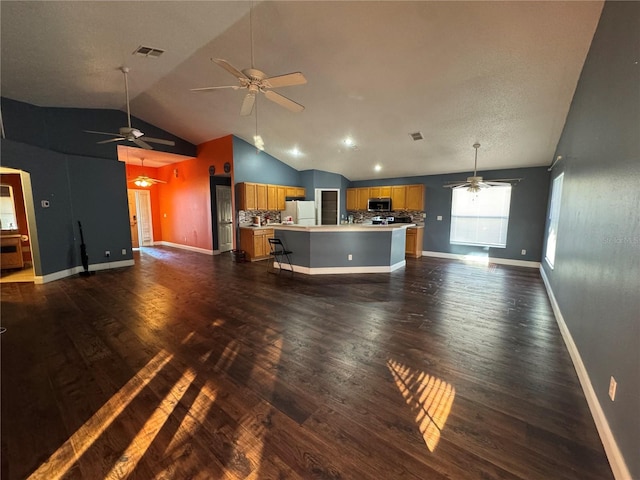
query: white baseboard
[
  {"left": 422, "top": 250, "right": 540, "bottom": 268},
  {"left": 539, "top": 267, "right": 630, "bottom": 480},
  {"left": 270, "top": 260, "right": 406, "bottom": 275},
  {"left": 156, "top": 241, "right": 214, "bottom": 255},
  {"left": 34, "top": 259, "right": 135, "bottom": 284}
]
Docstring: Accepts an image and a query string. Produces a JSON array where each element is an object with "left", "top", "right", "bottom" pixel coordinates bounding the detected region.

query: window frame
[
  {"left": 544, "top": 173, "right": 564, "bottom": 268},
  {"left": 0, "top": 184, "right": 19, "bottom": 232},
  {"left": 449, "top": 185, "right": 512, "bottom": 249}
]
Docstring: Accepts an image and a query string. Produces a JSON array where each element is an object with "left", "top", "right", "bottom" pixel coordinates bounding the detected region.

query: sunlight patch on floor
[{"left": 387, "top": 359, "right": 455, "bottom": 452}]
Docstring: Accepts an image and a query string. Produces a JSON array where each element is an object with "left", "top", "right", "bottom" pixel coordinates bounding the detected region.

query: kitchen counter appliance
[{"left": 367, "top": 197, "right": 392, "bottom": 212}]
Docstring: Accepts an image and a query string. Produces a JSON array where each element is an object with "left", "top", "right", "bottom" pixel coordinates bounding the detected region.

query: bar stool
[{"left": 267, "top": 238, "right": 294, "bottom": 275}]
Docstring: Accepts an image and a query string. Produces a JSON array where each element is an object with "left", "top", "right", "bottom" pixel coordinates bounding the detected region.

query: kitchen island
[{"left": 270, "top": 223, "right": 415, "bottom": 274}]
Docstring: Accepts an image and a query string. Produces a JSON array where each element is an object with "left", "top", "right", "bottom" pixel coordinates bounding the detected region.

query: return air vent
[
  {"left": 409, "top": 131, "right": 424, "bottom": 141},
  {"left": 132, "top": 45, "right": 165, "bottom": 58}
]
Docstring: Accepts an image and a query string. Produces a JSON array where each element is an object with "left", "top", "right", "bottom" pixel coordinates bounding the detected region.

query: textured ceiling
[{"left": 0, "top": 1, "right": 603, "bottom": 180}]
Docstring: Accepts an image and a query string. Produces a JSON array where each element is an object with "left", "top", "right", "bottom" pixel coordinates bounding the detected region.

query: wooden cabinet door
[
  {"left": 285, "top": 186, "right": 297, "bottom": 198},
  {"left": 253, "top": 234, "right": 264, "bottom": 258},
  {"left": 256, "top": 184, "right": 268, "bottom": 210},
  {"left": 294, "top": 187, "right": 305, "bottom": 198},
  {"left": 267, "top": 185, "right": 277, "bottom": 210},
  {"left": 357, "top": 188, "right": 370, "bottom": 210},
  {"left": 391, "top": 186, "right": 406, "bottom": 210},
  {"left": 406, "top": 184, "right": 425, "bottom": 211},
  {"left": 346, "top": 189, "right": 357, "bottom": 210},
  {"left": 263, "top": 230, "right": 274, "bottom": 257},
  {"left": 242, "top": 183, "right": 257, "bottom": 210},
  {"left": 405, "top": 230, "right": 416, "bottom": 255},
  {"left": 277, "top": 186, "right": 286, "bottom": 210}
]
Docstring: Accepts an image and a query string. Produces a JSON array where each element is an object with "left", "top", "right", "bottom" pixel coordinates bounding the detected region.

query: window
[
  {"left": 0, "top": 184, "right": 18, "bottom": 231},
  {"left": 450, "top": 186, "right": 512, "bottom": 248},
  {"left": 545, "top": 173, "right": 563, "bottom": 268}
]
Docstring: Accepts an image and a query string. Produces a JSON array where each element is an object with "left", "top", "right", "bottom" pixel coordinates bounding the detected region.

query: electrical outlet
[
  {"left": 609, "top": 376, "right": 617, "bottom": 401},
  {"left": 121, "top": 249, "right": 127, "bottom": 255},
  {"left": 521, "top": 249, "right": 527, "bottom": 255},
  {"left": 348, "top": 254, "right": 353, "bottom": 261},
  {"left": 105, "top": 250, "right": 110, "bottom": 258},
  {"left": 437, "top": 215, "right": 443, "bottom": 221}
]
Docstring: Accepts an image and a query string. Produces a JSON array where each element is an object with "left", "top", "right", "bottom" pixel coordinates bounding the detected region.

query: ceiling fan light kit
[{"left": 443, "top": 143, "right": 522, "bottom": 192}]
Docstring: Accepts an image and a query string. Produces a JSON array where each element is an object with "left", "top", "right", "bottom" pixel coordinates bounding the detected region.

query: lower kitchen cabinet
[
  {"left": 239, "top": 228, "right": 274, "bottom": 261},
  {"left": 405, "top": 226, "right": 424, "bottom": 258}
]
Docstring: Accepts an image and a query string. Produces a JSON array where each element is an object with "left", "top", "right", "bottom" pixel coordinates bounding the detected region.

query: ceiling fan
[
  {"left": 85, "top": 67, "right": 176, "bottom": 150},
  {"left": 443, "top": 143, "right": 522, "bottom": 192},
  {"left": 129, "top": 158, "right": 166, "bottom": 187},
  {"left": 191, "top": 58, "right": 307, "bottom": 116}
]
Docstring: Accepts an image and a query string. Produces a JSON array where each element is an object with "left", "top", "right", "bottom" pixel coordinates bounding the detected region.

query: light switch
[{"left": 437, "top": 215, "right": 442, "bottom": 221}]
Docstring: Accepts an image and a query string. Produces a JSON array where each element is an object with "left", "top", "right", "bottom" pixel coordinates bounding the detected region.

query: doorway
[
  {"left": 216, "top": 185, "right": 233, "bottom": 252},
  {"left": 316, "top": 189, "right": 340, "bottom": 225},
  {"left": 127, "top": 189, "right": 154, "bottom": 248}
]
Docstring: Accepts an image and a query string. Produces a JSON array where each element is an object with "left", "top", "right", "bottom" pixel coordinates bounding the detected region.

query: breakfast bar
[{"left": 271, "top": 223, "right": 414, "bottom": 274}]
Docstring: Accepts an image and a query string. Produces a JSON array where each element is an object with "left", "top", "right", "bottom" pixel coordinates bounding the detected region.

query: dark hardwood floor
[{"left": 1, "top": 247, "right": 613, "bottom": 479}]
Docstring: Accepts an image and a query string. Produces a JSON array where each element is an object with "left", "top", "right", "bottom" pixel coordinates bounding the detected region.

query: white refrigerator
[{"left": 283, "top": 200, "right": 316, "bottom": 225}]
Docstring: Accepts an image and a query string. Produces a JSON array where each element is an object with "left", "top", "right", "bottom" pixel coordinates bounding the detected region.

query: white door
[
  {"left": 135, "top": 189, "right": 154, "bottom": 246},
  {"left": 216, "top": 185, "right": 233, "bottom": 252}
]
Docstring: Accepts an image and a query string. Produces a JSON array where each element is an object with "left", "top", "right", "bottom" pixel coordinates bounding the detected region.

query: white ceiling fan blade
[
  {"left": 96, "top": 137, "right": 125, "bottom": 145},
  {"left": 133, "top": 138, "right": 153, "bottom": 150},
  {"left": 212, "top": 58, "right": 249, "bottom": 80},
  {"left": 263, "top": 72, "right": 307, "bottom": 89},
  {"left": 151, "top": 178, "right": 167, "bottom": 184},
  {"left": 452, "top": 183, "right": 471, "bottom": 190},
  {"left": 143, "top": 137, "right": 176, "bottom": 146},
  {"left": 190, "top": 85, "right": 242, "bottom": 92},
  {"left": 264, "top": 90, "right": 304, "bottom": 113},
  {"left": 240, "top": 92, "right": 256, "bottom": 116},
  {"left": 84, "top": 130, "right": 122, "bottom": 137}
]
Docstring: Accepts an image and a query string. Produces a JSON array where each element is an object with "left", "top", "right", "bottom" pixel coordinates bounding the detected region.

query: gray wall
[
  {"left": 541, "top": 2, "right": 639, "bottom": 477},
  {"left": 0, "top": 96, "right": 197, "bottom": 277},
  {"left": 352, "top": 166, "right": 550, "bottom": 262},
  {"left": 299, "top": 169, "right": 351, "bottom": 220},
  {"left": 1, "top": 139, "right": 132, "bottom": 276}
]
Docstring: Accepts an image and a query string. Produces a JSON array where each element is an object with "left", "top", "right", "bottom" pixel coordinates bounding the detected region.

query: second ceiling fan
[{"left": 191, "top": 58, "right": 307, "bottom": 116}]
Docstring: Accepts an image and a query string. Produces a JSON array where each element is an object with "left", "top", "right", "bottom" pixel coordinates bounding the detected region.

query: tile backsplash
[
  {"left": 239, "top": 210, "right": 281, "bottom": 225},
  {"left": 346, "top": 210, "right": 425, "bottom": 225}
]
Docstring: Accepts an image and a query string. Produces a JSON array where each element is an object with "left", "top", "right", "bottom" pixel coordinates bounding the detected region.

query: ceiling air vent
[
  {"left": 132, "top": 45, "right": 165, "bottom": 58},
  {"left": 409, "top": 131, "right": 424, "bottom": 141}
]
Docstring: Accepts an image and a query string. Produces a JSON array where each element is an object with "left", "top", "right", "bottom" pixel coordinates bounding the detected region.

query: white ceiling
[{"left": 1, "top": 1, "right": 603, "bottom": 180}]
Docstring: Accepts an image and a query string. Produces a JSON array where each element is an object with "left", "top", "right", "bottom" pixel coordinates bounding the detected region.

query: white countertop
[{"left": 268, "top": 223, "right": 417, "bottom": 232}]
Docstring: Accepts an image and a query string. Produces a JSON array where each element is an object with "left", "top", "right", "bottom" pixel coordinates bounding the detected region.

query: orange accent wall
[
  {"left": 125, "top": 164, "right": 162, "bottom": 242},
  {"left": 155, "top": 135, "right": 234, "bottom": 251}
]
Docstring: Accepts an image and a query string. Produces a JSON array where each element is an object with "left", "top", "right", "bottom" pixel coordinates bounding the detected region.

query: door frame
[
  {"left": 315, "top": 188, "right": 341, "bottom": 225},
  {"left": 132, "top": 189, "right": 154, "bottom": 247}
]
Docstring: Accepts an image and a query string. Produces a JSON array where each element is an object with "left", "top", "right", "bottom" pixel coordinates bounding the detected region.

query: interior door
[
  {"left": 318, "top": 189, "right": 339, "bottom": 225},
  {"left": 135, "top": 189, "right": 154, "bottom": 246},
  {"left": 216, "top": 185, "right": 233, "bottom": 252},
  {"left": 127, "top": 190, "right": 139, "bottom": 248}
]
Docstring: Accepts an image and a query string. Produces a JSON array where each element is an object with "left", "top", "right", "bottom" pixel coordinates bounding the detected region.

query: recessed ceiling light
[
  {"left": 344, "top": 137, "right": 354, "bottom": 146},
  {"left": 374, "top": 164, "right": 382, "bottom": 172},
  {"left": 291, "top": 147, "right": 301, "bottom": 157}
]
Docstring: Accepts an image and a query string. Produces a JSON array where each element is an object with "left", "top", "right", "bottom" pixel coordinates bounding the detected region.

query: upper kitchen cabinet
[
  {"left": 406, "top": 184, "right": 425, "bottom": 210},
  {"left": 346, "top": 188, "right": 357, "bottom": 211},
  {"left": 369, "top": 186, "right": 391, "bottom": 198},
  {"left": 238, "top": 182, "right": 257, "bottom": 210},
  {"left": 391, "top": 186, "right": 406, "bottom": 210},
  {"left": 237, "top": 182, "right": 305, "bottom": 211},
  {"left": 357, "top": 188, "right": 370, "bottom": 211}
]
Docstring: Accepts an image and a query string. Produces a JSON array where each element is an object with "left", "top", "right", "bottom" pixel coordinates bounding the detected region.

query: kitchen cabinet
[
  {"left": 276, "top": 186, "right": 286, "bottom": 210},
  {"left": 406, "top": 184, "right": 425, "bottom": 211},
  {"left": 369, "top": 186, "right": 391, "bottom": 198},
  {"left": 405, "top": 227, "right": 424, "bottom": 258},
  {"left": 239, "top": 228, "right": 274, "bottom": 261},
  {"left": 256, "top": 183, "right": 268, "bottom": 210},
  {"left": 267, "top": 185, "right": 277, "bottom": 210},
  {"left": 237, "top": 183, "right": 303, "bottom": 211},
  {"left": 346, "top": 189, "right": 357, "bottom": 211},
  {"left": 391, "top": 186, "right": 406, "bottom": 210},
  {"left": 357, "top": 188, "right": 370, "bottom": 211},
  {"left": 237, "top": 182, "right": 257, "bottom": 210}
]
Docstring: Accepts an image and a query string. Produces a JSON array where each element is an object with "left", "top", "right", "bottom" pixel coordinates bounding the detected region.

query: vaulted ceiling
[{"left": 0, "top": 1, "right": 603, "bottom": 180}]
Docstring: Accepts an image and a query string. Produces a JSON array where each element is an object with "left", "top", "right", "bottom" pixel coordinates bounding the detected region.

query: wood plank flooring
[{"left": 1, "top": 247, "right": 613, "bottom": 479}]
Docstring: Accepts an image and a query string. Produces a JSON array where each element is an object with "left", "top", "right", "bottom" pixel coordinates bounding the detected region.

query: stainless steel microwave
[{"left": 367, "top": 197, "right": 392, "bottom": 212}]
